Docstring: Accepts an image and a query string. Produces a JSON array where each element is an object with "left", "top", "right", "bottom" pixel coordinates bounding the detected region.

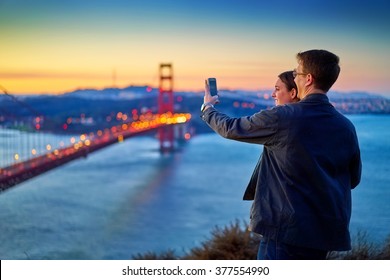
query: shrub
[
  {"left": 183, "top": 220, "right": 260, "bottom": 260},
  {"left": 329, "top": 231, "right": 390, "bottom": 260}
]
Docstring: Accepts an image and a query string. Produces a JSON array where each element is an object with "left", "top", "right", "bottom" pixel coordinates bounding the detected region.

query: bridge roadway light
[
  {"left": 184, "top": 133, "right": 191, "bottom": 140},
  {"left": 175, "top": 115, "right": 187, "bottom": 123}
]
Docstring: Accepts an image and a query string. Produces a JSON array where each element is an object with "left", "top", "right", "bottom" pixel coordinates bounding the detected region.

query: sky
[{"left": 0, "top": 0, "right": 389, "bottom": 96}]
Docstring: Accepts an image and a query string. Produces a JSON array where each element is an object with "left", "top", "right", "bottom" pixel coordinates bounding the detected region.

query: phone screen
[{"left": 207, "top": 78, "right": 218, "bottom": 95}]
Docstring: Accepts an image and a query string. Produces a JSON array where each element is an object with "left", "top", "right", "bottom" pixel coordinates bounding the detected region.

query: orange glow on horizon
[{"left": 2, "top": 77, "right": 386, "bottom": 99}]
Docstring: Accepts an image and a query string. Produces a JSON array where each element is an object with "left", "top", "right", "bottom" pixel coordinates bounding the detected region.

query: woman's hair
[{"left": 278, "top": 71, "right": 297, "bottom": 92}]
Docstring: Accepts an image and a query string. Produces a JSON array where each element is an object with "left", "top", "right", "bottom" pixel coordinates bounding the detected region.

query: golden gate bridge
[{"left": 0, "top": 64, "right": 192, "bottom": 192}]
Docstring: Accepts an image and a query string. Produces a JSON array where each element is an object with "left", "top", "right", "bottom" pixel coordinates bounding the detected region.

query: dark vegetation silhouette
[{"left": 132, "top": 220, "right": 390, "bottom": 260}]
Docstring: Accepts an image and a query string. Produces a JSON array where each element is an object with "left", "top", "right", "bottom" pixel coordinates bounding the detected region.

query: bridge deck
[{"left": 0, "top": 113, "right": 191, "bottom": 192}]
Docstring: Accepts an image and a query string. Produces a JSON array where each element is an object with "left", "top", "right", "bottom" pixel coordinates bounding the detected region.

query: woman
[
  {"left": 272, "top": 70, "right": 299, "bottom": 105},
  {"left": 243, "top": 70, "right": 299, "bottom": 230},
  {"left": 253, "top": 70, "right": 299, "bottom": 258}
]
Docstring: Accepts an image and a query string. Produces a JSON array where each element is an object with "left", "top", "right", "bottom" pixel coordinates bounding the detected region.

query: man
[{"left": 200, "top": 49, "right": 362, "bottom": 260}]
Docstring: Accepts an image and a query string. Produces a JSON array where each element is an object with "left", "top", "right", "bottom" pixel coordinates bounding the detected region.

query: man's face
[{"left": 294, "top": 63, "right": 307, "bottom": 99}]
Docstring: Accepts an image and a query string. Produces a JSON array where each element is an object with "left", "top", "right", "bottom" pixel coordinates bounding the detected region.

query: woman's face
[{"left": 271, "top": 78, "right": 297, "bottom": 105}]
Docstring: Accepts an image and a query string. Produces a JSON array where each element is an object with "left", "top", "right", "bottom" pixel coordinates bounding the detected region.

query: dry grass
[
  {"left": 329, "top": 231, "right": 390, "bottom": 260},
  {"left": 132, "top": 220, "right": 390, "bottom": 260}
]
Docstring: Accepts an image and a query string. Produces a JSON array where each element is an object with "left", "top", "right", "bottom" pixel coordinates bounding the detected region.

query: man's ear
[{"left": 305, "top": 73, "right": 314, "bottom": 87}]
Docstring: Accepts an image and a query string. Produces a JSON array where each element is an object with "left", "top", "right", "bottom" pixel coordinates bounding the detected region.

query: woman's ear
[{"left": 290, "top": 88, "right": 297, "bottom": 99}]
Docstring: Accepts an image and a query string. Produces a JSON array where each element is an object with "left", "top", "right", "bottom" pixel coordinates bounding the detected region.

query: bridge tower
[{"left": 158, "top": 63, "right": 174, "bottom": 152}]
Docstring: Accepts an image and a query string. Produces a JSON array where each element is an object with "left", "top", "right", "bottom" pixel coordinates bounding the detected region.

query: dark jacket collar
[{"left": 300, "top": 93, "right": 329, "bottom": 103}]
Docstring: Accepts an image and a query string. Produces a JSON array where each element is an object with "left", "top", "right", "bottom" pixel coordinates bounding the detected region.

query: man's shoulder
[{"left": 271, "top": 102, "right": 303, "bottom": 117}]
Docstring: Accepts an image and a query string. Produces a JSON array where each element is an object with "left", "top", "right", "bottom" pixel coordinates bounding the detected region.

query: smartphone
[{"left": 206, "top": 78, "right": 218, "bottom": 96}]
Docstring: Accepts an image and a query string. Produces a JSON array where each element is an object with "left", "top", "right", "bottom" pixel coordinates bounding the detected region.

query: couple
[{"left": 201, "top": 49, "right": 362, "bottom": 260}]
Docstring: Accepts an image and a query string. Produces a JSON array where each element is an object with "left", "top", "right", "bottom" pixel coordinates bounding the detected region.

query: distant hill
[
  {"left": 58, "top": 86, "right": 389, "bottom": 101},
  {"left": 62, "top": 86, "right": 159, "bottom": 100},
  {"left": 327, "top": 90, "right": 386, "bottom": 100}
]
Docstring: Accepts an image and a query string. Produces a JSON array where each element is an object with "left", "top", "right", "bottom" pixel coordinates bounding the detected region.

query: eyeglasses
[{"left": 292, "top": 70, "right": 307, "bottom": 78}]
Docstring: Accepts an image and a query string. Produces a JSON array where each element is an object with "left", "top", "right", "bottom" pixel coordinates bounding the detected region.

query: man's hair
[
  {"left": 296, "top": 49, "right": 340, "bottom": 92},
  {"left": 278, "top": 71, "right": 297, "bottom": 92}
]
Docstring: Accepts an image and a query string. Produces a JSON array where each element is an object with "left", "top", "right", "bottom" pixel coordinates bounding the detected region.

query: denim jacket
[{"left": 201, "top": 94, "right": 362, "bottom": 251}]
